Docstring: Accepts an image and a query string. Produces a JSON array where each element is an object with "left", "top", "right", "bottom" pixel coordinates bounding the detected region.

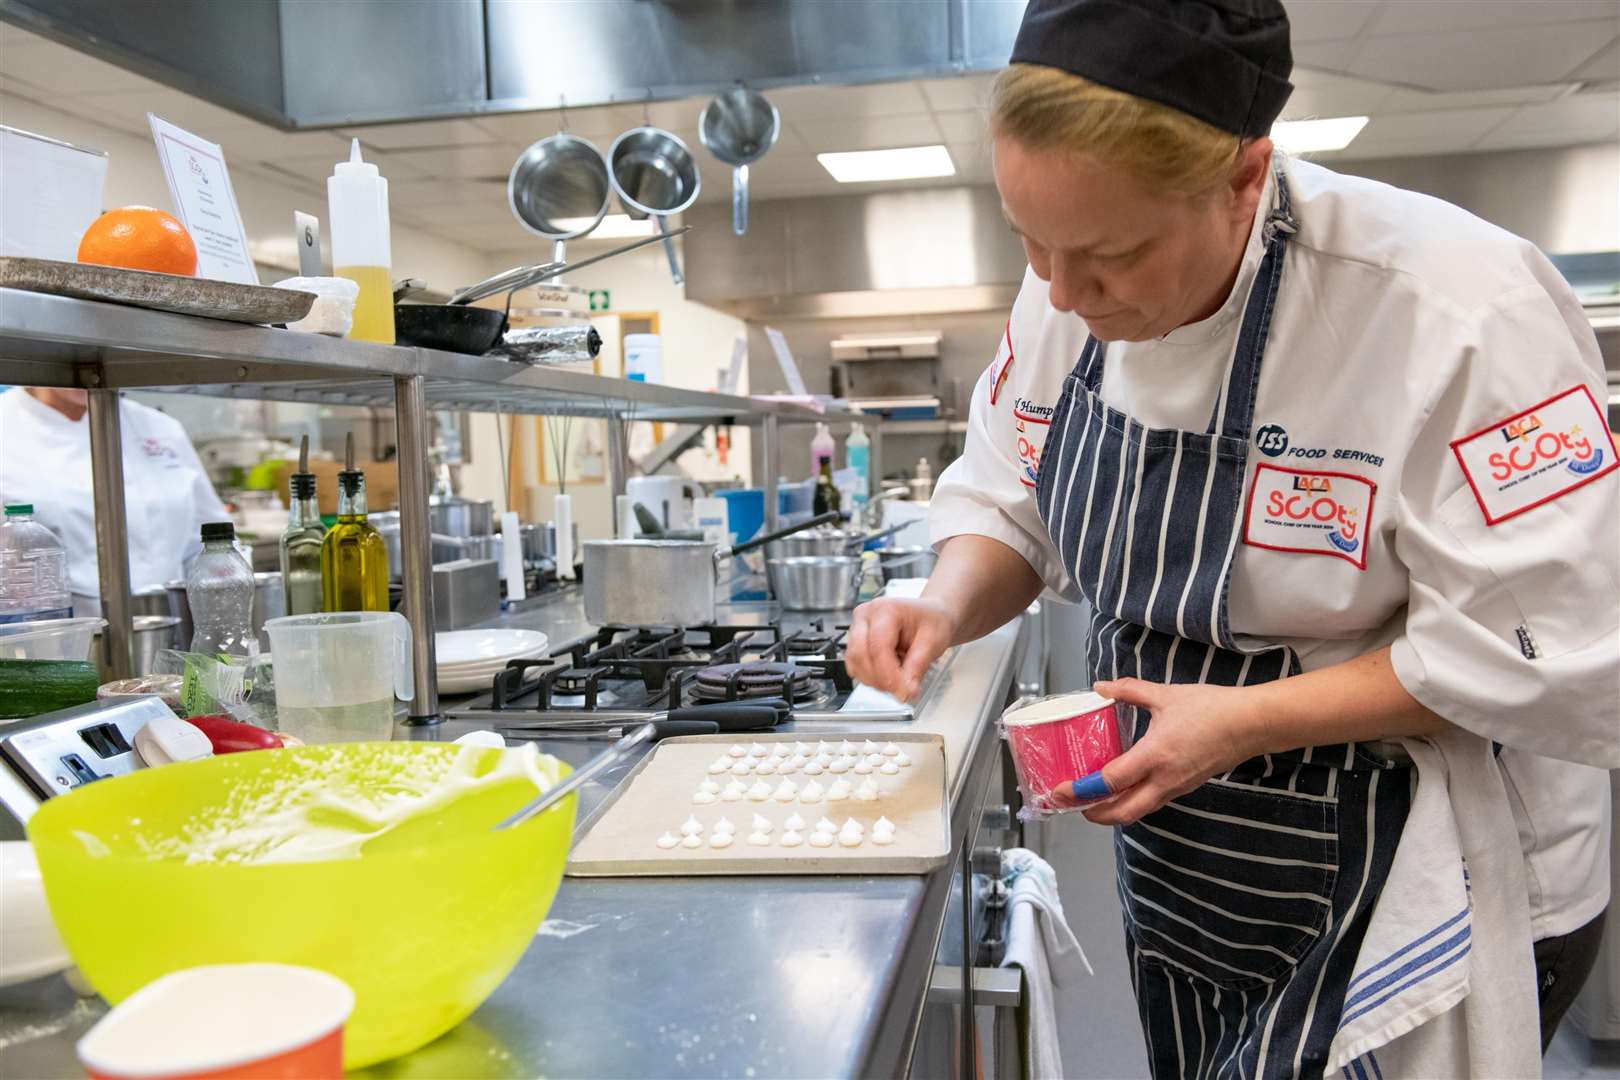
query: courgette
[{"left": 0, "top": 659, "right": 101, "bottom": 719}]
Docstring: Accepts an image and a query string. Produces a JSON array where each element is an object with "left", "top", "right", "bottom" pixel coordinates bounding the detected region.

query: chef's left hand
[{"left": 1048, "top": 677, "right": 1266, "bottom": 826}]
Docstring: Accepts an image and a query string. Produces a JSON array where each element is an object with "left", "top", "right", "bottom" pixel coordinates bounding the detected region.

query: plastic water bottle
[
  {"left": 186, "top": 521, "right": 256, "bottom": 656},
  {"left": 0, "top": 504, "right": 72, "bottom": 623}
]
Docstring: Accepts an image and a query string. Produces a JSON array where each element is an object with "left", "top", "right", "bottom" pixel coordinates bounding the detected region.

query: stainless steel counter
[{"left": 0, "top": 591, "right": 1027, "bottom": 1078}]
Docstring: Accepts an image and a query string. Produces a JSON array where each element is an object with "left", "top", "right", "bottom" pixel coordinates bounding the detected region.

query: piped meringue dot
[
  {"left": 808, "top": 831, "right": 834, "bottom": 848},
  {"left": 780, "top": 830, "right": 804, "bottom": 848},
  {"left": 680, "top": 833, "right": 704, "bottom": 849},
  {"left": 880, "top": 761, "right": 900, "bottom": 775},
  {"left": 656, "top": 832, "right": 679, "bottom": 849},
  {"left": 727, "top": 744, "right": 747, "bottom": 758}
]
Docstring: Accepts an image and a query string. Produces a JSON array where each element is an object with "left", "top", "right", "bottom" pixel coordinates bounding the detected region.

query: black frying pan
[
  {"left": 390, "top": 230, "right": 692, "bottom": 355},
  {"left": 393, "top": 303, "right": 507, "bottom": 354}
]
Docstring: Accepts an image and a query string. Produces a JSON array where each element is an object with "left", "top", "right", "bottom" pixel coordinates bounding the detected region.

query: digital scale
[{"left": 0, "top": 697, "right": 174, "bottom": 839}]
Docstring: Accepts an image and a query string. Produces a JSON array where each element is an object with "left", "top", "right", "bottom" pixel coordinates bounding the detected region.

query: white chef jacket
[
  {"left": 0, "top": 389, "right": 229, "bottom": 600},
  {"left": 933, "top": 157, "right": 1617, "bottom": 937}
]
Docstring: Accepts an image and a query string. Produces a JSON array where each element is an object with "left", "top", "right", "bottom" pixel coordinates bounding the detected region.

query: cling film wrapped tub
[{"left": 1001, "top": 691, "right": 1123, "bottom": 819}]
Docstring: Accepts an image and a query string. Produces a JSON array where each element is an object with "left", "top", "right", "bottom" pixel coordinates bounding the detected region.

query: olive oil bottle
[
  {"left": 279, "top": 436, "right": 326, "bottom": 616},
  {"left": 321, "top": 433, "right": 389, "bottom": 612}
]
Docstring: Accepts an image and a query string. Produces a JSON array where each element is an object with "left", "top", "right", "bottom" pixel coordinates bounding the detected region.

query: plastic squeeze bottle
[
  {"left": 327, "top": 139, "right": 395, "bottom": 344},
  {"left": 808, "top": 423, "right": 835, "bottom": 477},
  {"left": 845, "top": 423, "right": 871, "bottom": 507}
]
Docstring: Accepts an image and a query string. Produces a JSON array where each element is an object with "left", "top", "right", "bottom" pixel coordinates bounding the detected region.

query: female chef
[
  {"left": 847, "top": 0, "right": 1619, "bottom": 1075},
  {"left": 0, "top": 387, "right": 229, "bottom": 611}
]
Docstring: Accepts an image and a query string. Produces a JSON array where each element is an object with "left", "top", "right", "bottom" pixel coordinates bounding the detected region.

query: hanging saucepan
[
  {"left": 508, "top": 133, "right": 613, "bottom": 263},
  {"left": 699, "top": 86, "right": 779, "bottom": 236},
  {"left": 608, "top": 126, "right": 700, "bottom": 286},
  {"left": 583, "top": 511, "right": 843, "bottom": 628}
]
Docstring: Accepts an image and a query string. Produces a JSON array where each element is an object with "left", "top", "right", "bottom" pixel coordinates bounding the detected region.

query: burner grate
[{"left": 479, "top": 621, "right": 849, "bottom": 713}]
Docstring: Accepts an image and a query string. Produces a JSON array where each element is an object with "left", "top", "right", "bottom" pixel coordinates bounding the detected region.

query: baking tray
[
  {"left": 567, "top": 732, "right": 950, "bottom": 876},
  {"left": 0, "top": 256, "right": 316, "bottom": 324}
]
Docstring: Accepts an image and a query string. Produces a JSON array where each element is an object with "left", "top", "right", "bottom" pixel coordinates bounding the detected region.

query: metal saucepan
[
  {"left": 609, "top": 126, "right": 700, "bottom": 286},
  {"left": 877, "top": 545, "right": 938, "bottom": 581},
  {"left": 699, "top": 86, "right": 780, "bottom": 236},
  {"left": 429, "top": 495, "right": 494, "bottom": 537},
  {"left": 583, "top": 511, "right": 843, "bottom": 627},
  {"left": 767, "top": 555, "right": 865, "bottom": 612},
  {"left": 508, "top": 133, "right": 613, "bottom": 242},
  {"left": 761, "top": 523, "right": 905, "bottom": 594},
  {"left": 92, "top": 615, "right": 180, "bottom": 680}
]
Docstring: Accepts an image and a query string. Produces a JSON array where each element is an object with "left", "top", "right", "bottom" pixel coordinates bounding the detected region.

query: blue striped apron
[{"left": 1034, "top": 173, "right": 1411, "bottom": 1079}]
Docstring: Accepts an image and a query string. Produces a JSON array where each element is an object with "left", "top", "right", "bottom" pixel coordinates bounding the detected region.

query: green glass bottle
[
  {"left": 321, "top": 434, "right": 389, "bottom": 612},
  {"left": 812, "top": 455, "right": 841, "bottom": 516},
  {"left": 279, "top": 436, "right": 326, "bottom": 616}
]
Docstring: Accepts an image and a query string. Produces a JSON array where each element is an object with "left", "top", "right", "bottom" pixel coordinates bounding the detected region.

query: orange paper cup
[
  {"left": 78, "top": 964, "right": 353, "bottom": 1080},
  {"left": 1003, "top": 691, "right": 1123, "bottom": 807}
]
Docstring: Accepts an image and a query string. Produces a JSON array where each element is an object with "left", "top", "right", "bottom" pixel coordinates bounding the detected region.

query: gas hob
[{"left": 447, "top": 618, "right": 915, "bottom": 731}]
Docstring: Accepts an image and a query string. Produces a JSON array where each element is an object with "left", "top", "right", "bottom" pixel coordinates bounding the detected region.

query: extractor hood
[{"left": 0, "top": 0, "right": 1029, "bottom": 129}]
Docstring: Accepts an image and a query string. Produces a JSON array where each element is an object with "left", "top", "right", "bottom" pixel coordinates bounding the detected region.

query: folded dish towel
[{"left": 1001, "top": 848, "right": 1092, "bottom": 1080}]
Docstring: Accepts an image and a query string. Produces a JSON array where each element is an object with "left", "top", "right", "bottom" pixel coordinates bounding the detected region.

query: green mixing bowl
[{"left": 28, "top": 742, "right": 574, "bottom": 1068}]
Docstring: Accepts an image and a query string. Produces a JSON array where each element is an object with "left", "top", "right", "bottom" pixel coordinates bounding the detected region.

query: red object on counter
[
  {"left": 78, "top": 963, "right": 351, "bottom": 1080},
  {"left": 1002, "top": 691, "right": 1123, "bottom": 809},
  {"left": 183, "top": 715, "right": 283, "bottom": 754}
]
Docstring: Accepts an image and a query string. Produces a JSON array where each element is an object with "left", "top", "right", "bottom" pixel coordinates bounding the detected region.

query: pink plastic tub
[{"left": 1002, "top": 691, "right": 1123, "bottom": 812}]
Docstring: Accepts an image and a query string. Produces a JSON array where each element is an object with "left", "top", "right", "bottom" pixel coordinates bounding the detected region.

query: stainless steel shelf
[
  {"left": 0, "top": 289, "right": 831, "bottom": 424},
  {"left": 881, "top": 419, "right": 969, "bottom": 435}
]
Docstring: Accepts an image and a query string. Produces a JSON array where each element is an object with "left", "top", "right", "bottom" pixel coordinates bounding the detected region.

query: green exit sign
[{"left": 588, "top": 289, "right": 611, "bottom": 312}]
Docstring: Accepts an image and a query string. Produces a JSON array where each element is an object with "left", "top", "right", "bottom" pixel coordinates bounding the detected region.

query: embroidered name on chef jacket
[
  {"left": 1012, "top": 397, "right": 1052, "bottom": 488},
  {"left": 1451, "top": 384, "right": 1618, "bottom": 525},
  {"left": 1243, "top": 464, "right": 1377, "bottom": 570}
]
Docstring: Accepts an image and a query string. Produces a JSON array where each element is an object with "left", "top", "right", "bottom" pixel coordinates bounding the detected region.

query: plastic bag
[
  {"left": 154, "top": 650, "right": 277, "bottom": 728},
  {"left": 1002, "top": 691, "right": 1124, "bottom": 820}
]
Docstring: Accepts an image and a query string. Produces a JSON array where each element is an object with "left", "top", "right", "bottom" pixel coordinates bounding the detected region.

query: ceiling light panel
[{"left": 817, "top": 145, "right": 956, "bottom": 183}]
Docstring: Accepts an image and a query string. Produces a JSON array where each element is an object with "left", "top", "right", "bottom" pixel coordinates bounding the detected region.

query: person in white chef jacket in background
[
  {"left": 847, "top": 0, "right": 1617, "bottom": 1075},
  {"left": 0, "top": 386, "right": 229, "bottom": 611}
]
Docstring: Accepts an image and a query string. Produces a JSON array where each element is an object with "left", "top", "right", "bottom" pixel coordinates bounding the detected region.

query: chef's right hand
[{"left": 847, "top": 596, "right": 956, "bottom": 702}]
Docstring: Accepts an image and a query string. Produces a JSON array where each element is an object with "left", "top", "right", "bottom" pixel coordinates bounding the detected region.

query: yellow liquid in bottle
[
  {"left": 335, "top": 265, "right": 396, "bottom": 344},
  {"left": 321, "top": 513, "right": 390, "bottom": 612}
]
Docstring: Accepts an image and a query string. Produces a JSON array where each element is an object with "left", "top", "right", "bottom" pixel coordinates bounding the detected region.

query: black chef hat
[{"left": 1010, "top": 0, "right": 1294, "bottom": 138}]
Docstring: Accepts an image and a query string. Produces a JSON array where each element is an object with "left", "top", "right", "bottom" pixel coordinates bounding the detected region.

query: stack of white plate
[{"left": 434, "top": 629, "right": 550, "bottom": 694}]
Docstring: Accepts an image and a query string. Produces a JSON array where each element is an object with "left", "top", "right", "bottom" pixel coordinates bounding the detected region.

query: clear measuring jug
[{"left": 262, "top": 611, "right": 413, "bottom": 744}]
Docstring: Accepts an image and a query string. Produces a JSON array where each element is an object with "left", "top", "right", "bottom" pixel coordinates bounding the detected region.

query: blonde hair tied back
[{"left": 990, "top": 63, "right": 1244, "bottom": 195}]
